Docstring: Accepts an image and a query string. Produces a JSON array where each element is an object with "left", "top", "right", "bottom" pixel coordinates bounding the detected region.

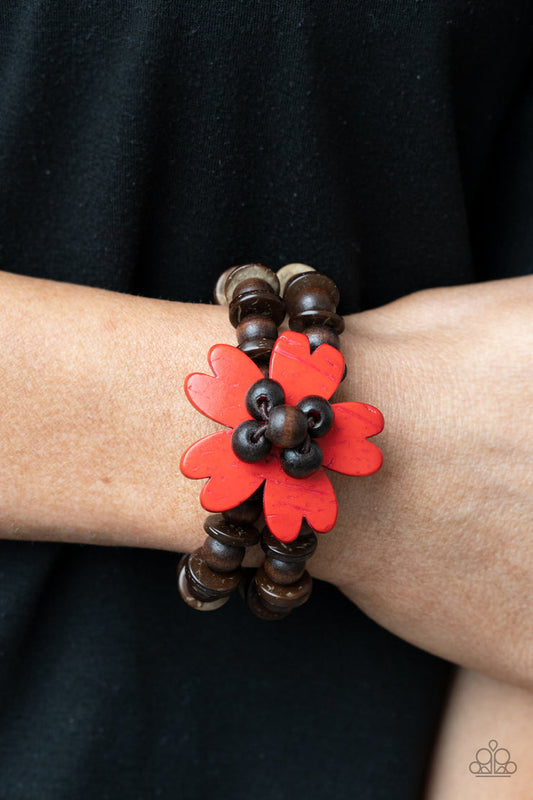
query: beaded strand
[{"left": 178, "top": 262, "right": 345, "bottom": 619}]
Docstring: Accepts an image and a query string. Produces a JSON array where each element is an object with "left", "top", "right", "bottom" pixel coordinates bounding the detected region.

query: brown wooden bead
[
  {"left": 232, "top": 277, "right": 274, "bottom": 300},
  {"left": 255, "top": 566, "right": 313, "bottom": 610},
  {"left": 265, "top": 405, "right": 308, "bottom": 448},
  {"left": 204, "top": 513, "right": 261, "bottom": 548},
  {"left": 225, "top": 263, "right": 280, "bottom": 303},
  {"left": 232, "top": 419, "right": 272, "bottom": 463},
  {"left": 285, "top": 286, "right": 336, "bottom": 318},
  {"left": 246, "top": 577, "right": 290, "bottom": 620},
  {"left": 180, "top": 551, "right": 228, "bottom": 602},
  {"left": 304, "top": 326, "right": 341, "bottom": 352},
  {"left": 229, "top": 290, "right": 286, "bottom": 327},
  {"left": 276, "top": 263, "right": 315, "bottom": 296},
  {"left": 183, "top": 573, "right": 222, "bottom": 602},
  {"left": 289, "top": 309, "right": 345, "bottom": 334},
  {"left": 187, "top": 550, "right": 242, "bottom": 597},
  {"left": 298, "top": 395, "right": 334, "bottom": 438},
  {"left": 202, "top": 537, "right": 245, "bottom": 573},
  {"left": 222, "top": 498, "right": 262, "bottom": 526},
  {"left": 263, "top": 557, "right": 306, "bottom": 585},
  {"left": 236, "top": 315, "right": 279, "bottom": 345},
  {"left": 238, "top": 338, "right": 276, "bottom": 362},
  {"left": 284, "top": 271, "right": 340, "bottom": 308},
  {"left": 280, "top": 439, "right": 323, "bottom": 478},
  {"left": 261, "top": 525, "right": 318, "bottom": 562},
  {"left": 177, "top": 555, "right": 230, "bottom": 610}
]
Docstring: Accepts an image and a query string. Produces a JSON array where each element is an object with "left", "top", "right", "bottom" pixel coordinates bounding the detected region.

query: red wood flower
[{"left": 180, "top": 332, "right": 383, "bottom": 542}]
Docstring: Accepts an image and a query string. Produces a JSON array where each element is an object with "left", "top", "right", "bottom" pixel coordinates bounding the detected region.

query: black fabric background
[{"left": 0, "top": 2, "right": 532, "bottom": 798}]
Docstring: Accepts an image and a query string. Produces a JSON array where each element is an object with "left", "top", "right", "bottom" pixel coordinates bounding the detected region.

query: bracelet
[{"left": 178, "top": 263, "right": 383, "bottom": 619}]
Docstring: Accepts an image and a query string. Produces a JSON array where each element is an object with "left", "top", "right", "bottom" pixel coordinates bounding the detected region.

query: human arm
[
  {"left": 1, "top": 268, "right": 532, "bottom": 690},
  {"left": 425, "top": 666, "right": 533, "bottom": 798},
  {"left": 0, "top": 268, "right": 231, "bottom": 551},
  {"left": 311, "top": 275, "right": 533, "bottom": 690}
]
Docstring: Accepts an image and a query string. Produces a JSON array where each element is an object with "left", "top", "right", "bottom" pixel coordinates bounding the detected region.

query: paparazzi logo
[{"left": 469, "top": 739, "right": 517, "bottom": 777}]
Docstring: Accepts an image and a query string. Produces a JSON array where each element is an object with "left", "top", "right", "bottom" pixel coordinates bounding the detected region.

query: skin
[
  {"left": 0, "top": 269, "right": 532, "bottom": 793},
  {"left": 426, "top": 667, "right": 533, "bottom": 799},
  {"left": 314, "top": 277, "right": 533, "bottom": 692}
]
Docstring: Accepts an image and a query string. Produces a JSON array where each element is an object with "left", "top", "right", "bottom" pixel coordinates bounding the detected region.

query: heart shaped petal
[
  {"left": 269, "top": 332, "right": 344, "bottom": 406},
  {"left": 181, "top": 431, "right": 265, "bottom": 509},
  {"left": 320, "top": 402, "right": 384, "bottom": 475},
  {"left": 262, "top": 459, "right": 337, "bottom": 542},
  {"left": 185, "top": 343, "right": 264, "bottom": 428}
]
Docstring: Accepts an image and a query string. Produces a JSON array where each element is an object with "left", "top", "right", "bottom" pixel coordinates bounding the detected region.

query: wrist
[{"left": 0, "top": 271, "right": 232, "bottom": 551}]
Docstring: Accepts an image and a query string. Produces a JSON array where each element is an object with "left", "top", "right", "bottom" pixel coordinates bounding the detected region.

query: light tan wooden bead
[
  {"left": 224, "top": 263, "right": 280, "bottom": 303},
  {"left": 213, "top": 267, "right": 236, "bottom": 305},
  {"left": 276, "top": 263, "right": 315, "bottom": 296}
]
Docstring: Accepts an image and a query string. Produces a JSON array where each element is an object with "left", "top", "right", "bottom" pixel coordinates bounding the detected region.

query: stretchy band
[{"left": 178, "top": 263, "right": 384, "bottom": 619}]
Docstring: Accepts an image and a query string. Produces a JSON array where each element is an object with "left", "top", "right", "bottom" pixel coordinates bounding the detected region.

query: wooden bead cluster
[
  {"left": 178, "top": 262, "right": 345, "bottom": 619},
  {"left": 231, "top": 377, "right": 334, "bottom": 478},
  {"left": 178, "top": 500, "right": 261, "bottom": 612},
  {"left": 221, "top": 263, "right": 286, "bottom": 371},
  {"left": 246, "top": 524, "right": 317, "bottom": 620}
]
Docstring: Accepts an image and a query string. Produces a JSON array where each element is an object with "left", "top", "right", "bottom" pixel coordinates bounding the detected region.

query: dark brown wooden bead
[
  {"left": 236, "top": 314, "right": 279, "bottom": 345},
  {"left": 232, "top": 419, "right": 272, "bottom": 462},
  {"left": 304, "top": 326, "right": 341, "bottom": 352},
  {"left": 255, "top": 566, "right": 313, "bottom": 610},
  {"left": 245, "top": 378, "right": 285, "bottom": 420},
  {"left": 280, "top": 439, "right": 323, "bottom": 478},
  {"left": 184, "top": 570, "right": 222, "bottom": 602},
  {"left": 229, "top": 290, "right": 286, "bottom": 327},
  {"left": 265, "top": 405, "right": 308, "bottom": 447},
  {"left": 202, "top": 537, "right": 245, "bottom": 573},
  {"left": 180, "top": 551, "right": 230, "bottom": 602},
  {"left": 177, "top": 554, "right": 230, "bottom": 610},
  {"left": 265, "top": 405, "right": 308, "bottom": 448},
  {"left": 263, "top": 557, "right": 306, "bottom": 585},
  {"left": 224, "top": 263, "right": 280, "bottom": 303},
  {"left": 261, "top": 524, "right": 318, "bottom": 562},
  {"left": 232, "top": 277, "right": 275, "bottom": 300},
  {"left": 238, "top": 338, "right": 276, "bottom": 362},
  {"left": 187, "top": 550, "right": 242, "bottom": 597},
  {"left": 285, "top": 286, "right": 336, "bottom": 318},
  {"left": 246, "top": 577, "right": 290, "bottom": 620},
  {"left": 222, "top": 498, "right": 262, "bottom": 526},
  {"left": 289, "top": 309, "right": 345, "bottom": 334},
  {"left": 204, "top": 513, "right": 261, "bottom": 548},
  {"left": 297, "top": 395, "right": 334, "bottom": 438},
  {"left": 284, "top": 271, "right": 340, "bottom": 308}
]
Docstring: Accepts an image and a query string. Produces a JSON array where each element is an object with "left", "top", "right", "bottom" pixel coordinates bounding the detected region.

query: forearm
[
  {"left": 2, "top": 269, "right": 532, "bottom": 689},
  {"left": 426, "top": 667, "right": 533, "bottom": 798},
  {"left": 311, "top": 275, "right": 533, "bottom": 688},
  {"left": 0, "top": 270, "right": 230, "bottom": 551}
]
